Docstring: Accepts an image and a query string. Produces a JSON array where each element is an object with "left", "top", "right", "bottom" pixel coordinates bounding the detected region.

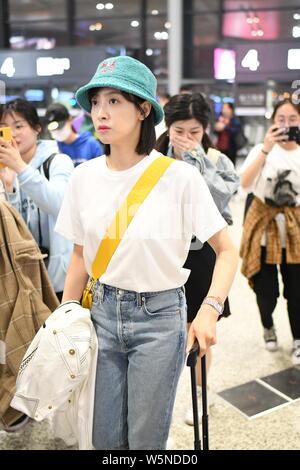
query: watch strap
[{"left": 202, "top": 296, "right": 224, "bottom": 316}]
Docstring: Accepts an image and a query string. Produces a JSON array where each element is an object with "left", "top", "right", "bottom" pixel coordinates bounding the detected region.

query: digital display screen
[
  {"left": 24, "top": 89, "right": 45, "bottom": 102},
  {"left": 214, "top": 48, "right": 236, "bottom": 80}
]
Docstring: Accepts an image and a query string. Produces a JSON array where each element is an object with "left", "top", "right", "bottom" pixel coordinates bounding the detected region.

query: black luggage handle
[{"left": 186, "top": 341, "right": 209, "bottom": 451}]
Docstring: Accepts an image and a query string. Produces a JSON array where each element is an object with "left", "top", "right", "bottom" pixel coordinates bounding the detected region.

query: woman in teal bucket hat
[{"left": 55, "top": 55, "right": 238, "bottom": 450}]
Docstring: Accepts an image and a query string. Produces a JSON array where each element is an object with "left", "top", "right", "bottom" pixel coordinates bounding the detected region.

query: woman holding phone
[
  {"left": 0, "top": 99, "right": 74, "bottom": 300},
  {"left": 240, "top": 98, "right": 300, "bottom": 364}
]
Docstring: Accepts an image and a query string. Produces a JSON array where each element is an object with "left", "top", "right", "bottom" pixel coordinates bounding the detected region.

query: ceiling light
[
  {"left": 164, "top": 22, "right": 171, "bottom": 29},
  {"left": 131, "top": 20, "right": 139, "bottom": 27},
  {"left": 257, "top": 29, "right": 264, "bottom": 36},
  {"left": 105, "top": 3, "right": 114, "bottom": 9},
  {"left": 96, "top": 3, "right": 105, "bottom": 9},
  {"left": 293, "top": 13, "right": 300, "bottom": 20},
  {"left": 151, "top": 10, "right": 159, "bottom": 15},
  {"left": 146, "top": 48, "right": 153, "bottom": 56},
  {"left": 154, "top": 31, "right": 168, "bottom": 40}
]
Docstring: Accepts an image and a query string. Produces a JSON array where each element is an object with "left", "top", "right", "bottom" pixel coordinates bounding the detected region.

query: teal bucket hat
[{"left": 75, "top": 56, "right": 164, "bottom": 125}]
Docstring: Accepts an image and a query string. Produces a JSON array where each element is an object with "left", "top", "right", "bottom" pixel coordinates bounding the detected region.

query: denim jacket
[{"left": 168, "top": 144, "right": 239, "bottom": 225}]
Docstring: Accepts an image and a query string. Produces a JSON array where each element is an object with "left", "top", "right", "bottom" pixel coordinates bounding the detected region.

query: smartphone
[
  {"left": 0, "top": 127, "right": 12, "bottom": 169},
  {"left": 286, "top": 126, "right": 299, "bottom": 143}
]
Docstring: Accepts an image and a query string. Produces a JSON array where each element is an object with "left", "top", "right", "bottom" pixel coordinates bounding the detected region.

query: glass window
[
  {"left": 10, "top": 21, "right": 68, "bottom": 49},
  {"left": 75, "top": 0, "right": 141, "bottom": 18},
  {"left": 192, "top": 13, "right": 219, "bottom": 45},
  {"left": 147, "top": 0, "right": 167, "bottom": 15},
  {"left": 74, "top": 18, "right": 140, "bottom": 47},
  {"left": 193, "top": 0, "right": 221, "bottom": 12},
  {"left": 9, "top": 0, "right": 66, "bottom": 21},
  {"left": 147, "top": 13, "right": 168, "bottom": 48},
  {"left": 183, "top": 46, "right": 214, "bottom": 79},
  {"left": 146, "top": 11, "right": 168, "bottom": 79}
]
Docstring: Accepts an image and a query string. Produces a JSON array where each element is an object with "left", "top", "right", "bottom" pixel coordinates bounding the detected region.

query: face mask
[{"left": 50, "top": 123, "right": 71, "bottom": 142}]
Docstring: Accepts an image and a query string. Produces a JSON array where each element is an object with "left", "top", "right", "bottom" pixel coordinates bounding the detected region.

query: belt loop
[
  {"left": 136, "top": 292, "right": 142, "bottom": 308},
  {"left": 99, "top": 282, "right": 104, "bottom": 302}
]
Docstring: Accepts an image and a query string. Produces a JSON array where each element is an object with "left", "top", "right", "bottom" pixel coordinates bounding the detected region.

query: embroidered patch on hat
[{"left": 100, "top": 59, "right": 116, "bottom": 73}]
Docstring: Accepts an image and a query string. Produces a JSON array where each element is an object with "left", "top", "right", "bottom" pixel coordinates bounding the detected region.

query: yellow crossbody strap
[{"left": 91, "top": 155, "right": 174, "bottom": 280}]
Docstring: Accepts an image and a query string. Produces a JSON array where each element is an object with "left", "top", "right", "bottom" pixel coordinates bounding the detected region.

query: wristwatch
[{"left": 202, "top": 296, "right": 224, "bottom": 317}]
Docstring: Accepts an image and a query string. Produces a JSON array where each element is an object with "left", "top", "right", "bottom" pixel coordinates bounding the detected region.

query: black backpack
[
  {"left": 37, "top": 153, "right": 57, "bottom": 260},
  {"left": 39, "top": 153, "right": 57, "bottom": 180}
]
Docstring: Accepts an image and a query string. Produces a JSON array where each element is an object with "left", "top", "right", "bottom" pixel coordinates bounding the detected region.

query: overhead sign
[
  {"left": 236, "top": 43, "right": 300, "bottom": 82},
  {"left": 214, "top": 48, "right": 236, "bottom": 80},
  {"left": 36, "top": 57, "right": 70, "bottom": 76},
  {"left": 0, "top": 46, "right": 122, "bottom": 85}
]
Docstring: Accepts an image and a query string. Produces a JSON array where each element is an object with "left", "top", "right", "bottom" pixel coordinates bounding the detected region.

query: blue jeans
[{"left": 91, "top": 282, "right": 187, "bottom": 450}]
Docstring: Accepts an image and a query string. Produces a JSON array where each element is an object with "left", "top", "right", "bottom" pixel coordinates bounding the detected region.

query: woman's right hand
[
  {"left": 263, "top": 124, "right": 288, "bottom": 153},
  {"left": 170, "top": 134, "right": 200, "bottom": 155}
]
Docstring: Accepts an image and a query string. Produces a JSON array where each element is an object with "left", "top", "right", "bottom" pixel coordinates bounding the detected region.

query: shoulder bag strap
[{"left": 37, "top": 153, "right": 57, "bottom": 247}]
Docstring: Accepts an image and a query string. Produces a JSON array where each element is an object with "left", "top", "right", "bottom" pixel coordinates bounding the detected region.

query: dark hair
[
  {"left": 159, "top": 92, "right": 171, "bottom": 101},
  {"left": 179, "top": 84, "right": 193, "bottom": 94},
  {"left": 155, "top": 92, "right": 214, "bottom": 154},
  {"left": 0, "top": 98, "right": 41, "bottom": 132},
  {"left": 222, "top": 102, "right": 235, "bottom": 112},
  {"left": 88, "top": 89, "right": 156, "bottom": 156},
  {"left": 271, "top": 98, "right": 300, "bottom": 121}
]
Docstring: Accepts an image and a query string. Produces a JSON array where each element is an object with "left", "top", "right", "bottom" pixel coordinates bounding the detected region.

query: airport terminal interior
[{"left": 0, "top": 0, "right": 300, "bottom": 451}]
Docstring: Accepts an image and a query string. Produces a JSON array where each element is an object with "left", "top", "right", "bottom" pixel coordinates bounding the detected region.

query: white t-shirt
[
  {"left": 240, "top": 143, "right": 300, "bottom": 246},
  {"left": 55, "top": 150, "right": 226, "bottom": 292}
]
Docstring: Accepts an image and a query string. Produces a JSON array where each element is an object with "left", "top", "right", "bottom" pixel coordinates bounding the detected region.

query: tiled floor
[
  {"left": 1, "top": 194, "right": 300, "bottom": 450},
  {"left": 169, "top": 195, "right": 300, "bottom": 450}
]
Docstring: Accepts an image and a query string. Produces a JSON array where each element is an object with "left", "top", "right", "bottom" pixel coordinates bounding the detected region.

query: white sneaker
[
  {"left": 291, "top": 340, "right": 300, "bottom": 366},
  {"left": 184, "top": 385, "right": 214, "bottom": 426},
  {"left": 263, "top": 327, "right": 278, "bottom": 351}
]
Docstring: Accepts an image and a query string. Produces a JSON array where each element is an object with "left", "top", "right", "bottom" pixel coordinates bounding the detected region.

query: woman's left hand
[
  {"left": 186, "top": 304, "right": 218, "bottom": 357},
  {"left": 0, "top": 137, "right": 27, "bottom": 173}
]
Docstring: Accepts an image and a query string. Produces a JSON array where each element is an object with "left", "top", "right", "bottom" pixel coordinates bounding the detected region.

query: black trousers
[
  {"left": 56, "top": 291, "right": 63, "bottom": 302},
  {"left": 252, "top": 247, "right": 300, "bottom": 339},
  {"left": 184, "top": 241, "right": 231, "bottom": 323}
]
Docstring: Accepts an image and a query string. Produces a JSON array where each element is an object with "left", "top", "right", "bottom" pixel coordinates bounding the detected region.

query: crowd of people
[{"left": 0, "top": 55, "right": 299, "bottom": 449}]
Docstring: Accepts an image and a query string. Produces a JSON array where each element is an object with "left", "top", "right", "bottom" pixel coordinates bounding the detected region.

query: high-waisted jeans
[{"left": 91, "top": 282, "right": 187, "bottom": 450}]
